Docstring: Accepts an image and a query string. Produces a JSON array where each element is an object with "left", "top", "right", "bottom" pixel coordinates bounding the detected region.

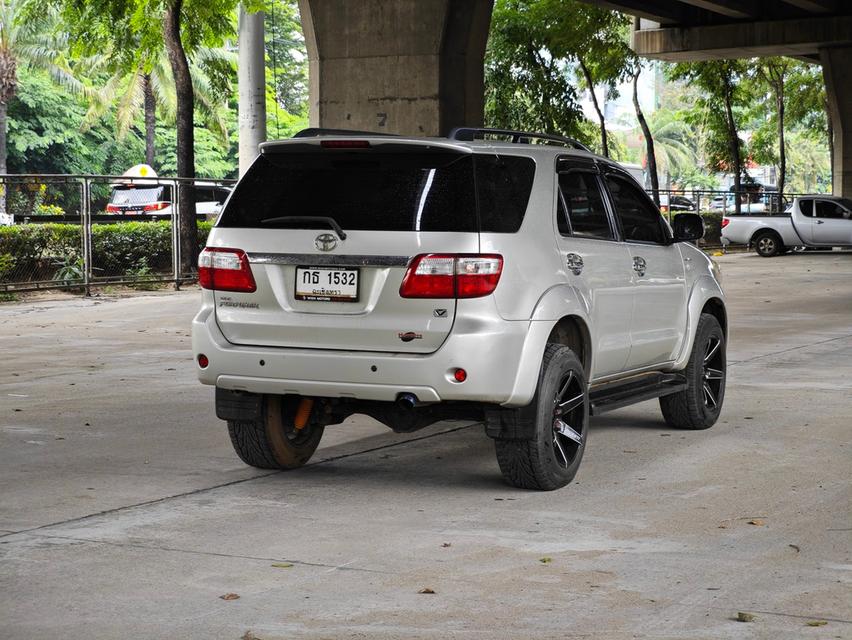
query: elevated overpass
[
  {"left": 582, "top": 0, "right": 852, "bottom": 197},
  {"left": 287, "top": 0, "right": 849, "bottom": 196}
]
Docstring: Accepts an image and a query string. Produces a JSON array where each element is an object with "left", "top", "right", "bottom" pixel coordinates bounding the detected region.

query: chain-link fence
[{"left": 0, "top": 174, "right": 235, "bottom": 294}]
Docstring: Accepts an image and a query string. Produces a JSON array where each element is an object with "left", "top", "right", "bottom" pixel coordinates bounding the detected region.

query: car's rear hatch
[
  {"left": 209, "top": 138, "right": 484, "bottom": 354},
  {"left": 107, "top": 185, "right": 171, "bottom": 215}
]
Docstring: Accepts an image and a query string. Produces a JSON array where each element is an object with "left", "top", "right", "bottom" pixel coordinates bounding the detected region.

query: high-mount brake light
[
  {"left": 198, "top": 247, "right": 257, "bottom": 293},
  {"left": 721, "top": 217, "right": 730, "bottom": 228},
  {"left": 399, "top": 254, "right": 503, "bottom": 299},
  {"left": 320, "top": 140, "right": 371, "bottom": 149}
]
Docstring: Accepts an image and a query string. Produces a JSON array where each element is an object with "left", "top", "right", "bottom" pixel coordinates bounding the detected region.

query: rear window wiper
[{"left": 260, "top": 215, "right": 347, "bottom": 240}]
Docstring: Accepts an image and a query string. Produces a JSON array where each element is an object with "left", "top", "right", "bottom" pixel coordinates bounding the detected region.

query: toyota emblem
[{"left": 315, "top": 233, "right": 337, "bottom": 252}]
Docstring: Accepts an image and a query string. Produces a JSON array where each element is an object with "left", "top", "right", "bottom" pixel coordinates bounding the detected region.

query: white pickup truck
[{"left": 721, "top": 196, "right": 852, "bottom": 256}]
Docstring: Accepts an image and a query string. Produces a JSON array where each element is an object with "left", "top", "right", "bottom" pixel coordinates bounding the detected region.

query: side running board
[{"left": 589, "top": 372, "right": 687, "bottom": 416}]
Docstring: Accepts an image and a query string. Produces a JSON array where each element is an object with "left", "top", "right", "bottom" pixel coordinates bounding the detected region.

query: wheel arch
[
  {"left": 546, "top": 315, "right": 592, "bottom": 379},
  {"left": 750, "top": 226, "right": 783, "bottom": 247},
  {"left": 701, "top": 297, "right": 727, "bottom": 340},
  {"left": 672, "top": 276, "right": 726, "bottom": 371}
]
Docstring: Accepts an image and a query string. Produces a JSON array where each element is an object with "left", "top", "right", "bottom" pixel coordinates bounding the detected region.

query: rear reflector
[
  {"left": 721, "top": 217, "right": 730, "bottom": 228},
  {"left": 320, "top": 140, "right": 371, "bottom": 149},
  {"left": 400, "top": 254, "right": 503, "bottom": 299},
  {"left": 198, "top": 247, "right": 257, "bottom": 293}
]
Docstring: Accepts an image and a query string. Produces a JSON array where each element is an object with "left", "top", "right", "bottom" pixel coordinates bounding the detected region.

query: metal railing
[
  {"left": 0, "top": 174, "right": 235, "bottom": 294},
  {"left": 0, "top": 175, "right": 830, "bottom": 293},
  {"left": 647, "top": 188, "right": 825, "bottom": 247}
]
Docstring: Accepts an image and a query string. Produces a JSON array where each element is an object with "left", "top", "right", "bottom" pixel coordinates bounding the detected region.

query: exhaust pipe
[{"left": 396, "top": 393, "right": 418, "bottom": 409}]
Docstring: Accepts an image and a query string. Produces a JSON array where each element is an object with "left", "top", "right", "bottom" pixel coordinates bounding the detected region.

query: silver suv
[{"left": 192, "top": 128, "right": 727, "bottom": 490}]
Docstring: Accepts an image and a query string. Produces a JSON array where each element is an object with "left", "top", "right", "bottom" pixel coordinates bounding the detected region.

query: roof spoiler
[{"left": 293, "top": 128, "right": 399, "bottom": 138}]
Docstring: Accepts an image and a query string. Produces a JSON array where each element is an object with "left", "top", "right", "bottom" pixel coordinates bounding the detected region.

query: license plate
[{"left": 295, "top": 266, "right": 359, "bottom": 302}]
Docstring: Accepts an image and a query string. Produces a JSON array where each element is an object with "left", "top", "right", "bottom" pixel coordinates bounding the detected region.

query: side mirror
[{"left": 672, "top": 213, "right": 704, "bottom": 242}]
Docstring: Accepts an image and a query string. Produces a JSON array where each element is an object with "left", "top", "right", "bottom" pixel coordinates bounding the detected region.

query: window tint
[
  {"left": 605, "top": 175, "right": 668, "bottom": 244},
  {"left": 815, "top": 200, "right": 852, "bottom": 220},
  {"left": 110, "top": 186, "right": 166, "bottom": 205},
  {"left": 476, "top": 156, "right": 536, "bottom": 232},
  {"left": 220, "top": 153, "right": 477, "bottom": 232},
  {"left": 799, "top": 199, "right": 814, "bottom": 217},
  {"left": 557, "top": 172, "right": 612, "bottom": 239}
]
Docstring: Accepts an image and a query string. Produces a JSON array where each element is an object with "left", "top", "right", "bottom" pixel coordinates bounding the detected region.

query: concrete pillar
[
  {"left": 298, "top": 0, "right": 493, "bottom": 137},
  {"left": 820, "top": 46, "right": 852, "bottom": 198},
  {"left": 238, "top": 5, "right": 267, "bottom": 176}
]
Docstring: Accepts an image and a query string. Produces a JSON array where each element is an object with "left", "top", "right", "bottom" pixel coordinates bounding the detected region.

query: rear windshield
[
  {"left": 219, "top": 150, "right": 535, "bottom": 233},
  {"left": 110, "top": 186, "right": 166, "bottom": 205}
]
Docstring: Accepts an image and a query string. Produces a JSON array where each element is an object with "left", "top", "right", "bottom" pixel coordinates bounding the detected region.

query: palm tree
[
  {"left": 80, "top": 46, "right": 234, "bottom": 168},
  {"left": 0, "top": 0, "right": 85, "bottom": 176},
  {"left": 646, "top": 110, "right": 697, "bottom": 188}
]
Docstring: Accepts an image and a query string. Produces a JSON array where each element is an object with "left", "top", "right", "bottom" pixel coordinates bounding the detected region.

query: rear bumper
[{"left": 192, "top": 305, "right": 550, "bottom": 407}]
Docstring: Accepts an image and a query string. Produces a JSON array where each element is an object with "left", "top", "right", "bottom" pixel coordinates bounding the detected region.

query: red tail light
[
  {"left": 198, "top": 248, "right": 256, "bottom": 293},
  {"left": 106, "top": 204, "right": 121, "bottom": 213},
  {"left": 721, "top": 217, "right": 730, "bottom": 228},
  {"left": 400, "top": 254, "right": 503, "bottom": 299},
  {"left": 143, "top": 202, "right": 170, "bottom": 212}
]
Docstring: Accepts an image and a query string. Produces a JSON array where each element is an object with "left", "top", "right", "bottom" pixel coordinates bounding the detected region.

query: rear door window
[
  {"left": 557, "top": 172, "right": 613, "bottom": 239},
  {"left": 220, "top": 152, "right": 477, "bottom": 232},
  {"left": 476, "top": 156, "right": 536, "bottom": 232},
  {"left": 799, "top": 199, "right": 814, "bottom": 217},
  {"left": 605, "top": 174, "right": 669, "bottom": 244}
]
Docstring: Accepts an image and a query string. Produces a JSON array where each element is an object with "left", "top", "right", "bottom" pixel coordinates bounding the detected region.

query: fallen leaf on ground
[
  {"left": 271, "top": 563, "right": 293, "bottom": 569},
  {"left": 441, "top": 543, "right": 451, "bottom": 548},
  {"left": 219, "top": 593, "right": 240, "bottom": 601},
  {"left": 737, "top": 612, "right": 755, "bottom": 623},
  {"left": 747, "top": 519, "right": 765, "bottom": 526},
  {"left": 418, "top": 588, "right": 435, "bottom": 594},
  {"left": 789, "top": 544, "right": 800, "bottom": 553},
  {"left": 539, "top": 557, "right": 553, "bottom": 564},
  {"left": 806, "top": 620, "right": 827, "bottom": 627},
  {"left": 242, "top": 632, "right": 261, "bottom": 640}
]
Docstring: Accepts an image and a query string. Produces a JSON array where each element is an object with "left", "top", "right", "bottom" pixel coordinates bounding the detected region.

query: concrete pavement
[{"left": 1, "top": 252, "right": 850, "bottom": 639}]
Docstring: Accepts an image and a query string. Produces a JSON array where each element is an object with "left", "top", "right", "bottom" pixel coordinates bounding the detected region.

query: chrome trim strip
[{"left": 248, "top": 253, "right": 411, "bottom": 267}]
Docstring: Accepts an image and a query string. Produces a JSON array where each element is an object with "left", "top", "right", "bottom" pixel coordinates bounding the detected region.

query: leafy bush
[
  {"left": 0, "top": 220, "right": 213, "bottom": 283},
  {"left": 34, "top": 204, "right": 66, "bottom": 216}
]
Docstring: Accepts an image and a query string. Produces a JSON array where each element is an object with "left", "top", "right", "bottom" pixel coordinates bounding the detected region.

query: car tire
[
  {"left": 659, "top": 314, "right": 726, "bottom": 430},
  {"left": 754, "top": 231, "right": 783, "bottom": 257},
  {"left": 495, "top": 344, "right": 588, "bottom": 491},
  {"left": 228, "top": 395, "right": 324, "bottom": 470}
]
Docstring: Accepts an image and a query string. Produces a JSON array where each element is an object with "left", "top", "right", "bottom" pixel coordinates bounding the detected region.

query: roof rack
[
  {"left": 448, "top": 127, "right": 591, "bottom": 152},
  {"left": 293, "top": 128, "right": 399, "bottom": 138}
]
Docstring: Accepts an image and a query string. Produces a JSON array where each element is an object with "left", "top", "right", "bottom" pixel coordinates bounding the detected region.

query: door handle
[
  {"left": 633, "top": 256, "right": 647, "bottom": 277},
  {"left": 565, "top": 253, "right": 584, "bottom": 275},
  {"left": 816, "top": 220, "right": 825, "bottom": 224}
]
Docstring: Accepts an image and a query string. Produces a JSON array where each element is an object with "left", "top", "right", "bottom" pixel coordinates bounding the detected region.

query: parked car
[
  {"left": 721, "top": 195, "right": 852, "bottom": 256},
  {"left": 659, "top": 194, "right": 695, "bottom": 213},
  {"left": 105, "top": 165, "right": 231, "bottom": 218},
  {"left": 192, "top": 127, "right": 727, "bottom": 490}
]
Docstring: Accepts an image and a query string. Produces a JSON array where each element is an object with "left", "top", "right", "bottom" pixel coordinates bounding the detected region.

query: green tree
[
  {"left": 669, "top": 60, "right": 750, "bottom": 213},
  {"left": 46, "top": 0, "right": 250, "bottom": 273},
  {"left": 544, "top": 0, "right": 631, "bottom": 158},
  {"left": 0, "top": 0, "right": 86, "bottom": 176},
  {"left": 81, "top": 45, "right": 235, "bottom": 168},
  {"left": 484, "top": 0, "right": 588, "bottom": 144}
]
